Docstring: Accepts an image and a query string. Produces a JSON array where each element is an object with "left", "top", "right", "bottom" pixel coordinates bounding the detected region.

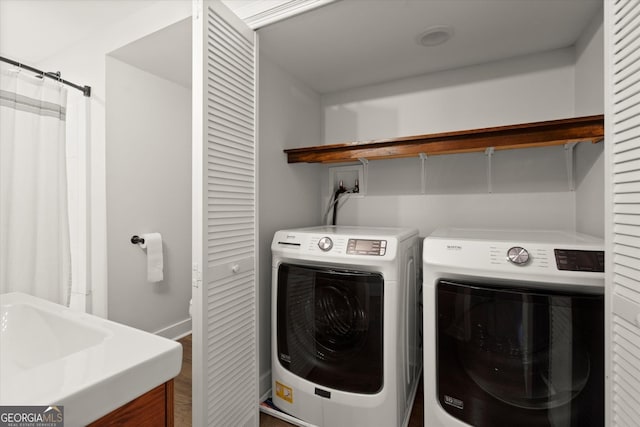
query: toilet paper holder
[{"left": 131, "top": 235, "right": 145, "bottom": 245}]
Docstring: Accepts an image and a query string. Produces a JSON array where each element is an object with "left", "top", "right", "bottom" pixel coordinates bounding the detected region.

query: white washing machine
[
  {"left": 271, "top": 225, "right": 422, "bottom": 427},
  {"left": 423, "top": 228, "right": 605, "bottom": 427}
]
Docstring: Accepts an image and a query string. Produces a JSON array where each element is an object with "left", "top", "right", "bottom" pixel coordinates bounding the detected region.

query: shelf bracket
[
  {"left": 419, "top": 153, "right": 428, "bottom": 194},
  {"left": 485, "top": 147, "right": 495, "bottom": 193},
  {"left": 358, "top": 158, "right": 369, "bottom": 195},
  {"left": 564, "top": 142, "right": 578, "bottom": 191}
]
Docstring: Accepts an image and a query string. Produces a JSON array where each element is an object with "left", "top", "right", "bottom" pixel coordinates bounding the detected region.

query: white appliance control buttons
[
  {"left": 507, "top": 246, "right": 530, "bottom": 265},
  {"left": 318, "top": 237, "right": 333, "bottom": 252}
]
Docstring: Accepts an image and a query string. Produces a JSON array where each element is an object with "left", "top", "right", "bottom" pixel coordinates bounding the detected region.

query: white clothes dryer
[
  {"left": 272, "top": 226, "right": 422, "bottom": 427},
  {"left": 423, "top": 228, "right": 605, "bottom": 427}
]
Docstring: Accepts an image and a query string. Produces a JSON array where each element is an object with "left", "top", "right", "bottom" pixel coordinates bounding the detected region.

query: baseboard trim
[
  {"left": 259, "top": 370, "right": 271, "bottom": 400},
  {"left": 154, "top": 318, "right": 192, "bottom": 340},
  {"left": 259, "top": 403, "right": 317, "bottom": 427},
  {"left": 260, "top": 389, "right": 271, "bottom": 403}
]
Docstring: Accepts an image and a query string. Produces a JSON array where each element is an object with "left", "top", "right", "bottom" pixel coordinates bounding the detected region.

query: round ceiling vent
[{"left": 416, "top": 25, "right": 454, "bottom": 47}]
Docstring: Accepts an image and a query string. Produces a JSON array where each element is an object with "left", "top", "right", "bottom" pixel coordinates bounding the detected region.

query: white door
[
  {"left": 192, "top": 0, "right": 257, "bottom": 425},
  {"left": 605, "top": 1, "right": 640, "bottom": 426}
]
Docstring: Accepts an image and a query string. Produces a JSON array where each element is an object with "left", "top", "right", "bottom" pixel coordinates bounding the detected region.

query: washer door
[{"left": 276, "top": 263, "right": 384, "bottom": 394}]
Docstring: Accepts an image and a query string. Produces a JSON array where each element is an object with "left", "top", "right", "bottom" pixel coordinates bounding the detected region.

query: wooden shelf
[{"left": 284, "top": 115, "right": 604, "bottom": 164}]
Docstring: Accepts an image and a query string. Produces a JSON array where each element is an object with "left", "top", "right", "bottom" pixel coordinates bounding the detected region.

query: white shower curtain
[{"left": 0, "top": 69, "right": 71, "bottom": 304}]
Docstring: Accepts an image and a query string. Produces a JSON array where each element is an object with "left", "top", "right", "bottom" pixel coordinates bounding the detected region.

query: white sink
[{"left": 0, "top": 292, "right": 182, "bottom": 426}]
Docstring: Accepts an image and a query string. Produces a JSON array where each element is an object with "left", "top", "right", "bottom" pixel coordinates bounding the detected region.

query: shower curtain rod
[{"left": 0, "top": 56, "right": 91, "bottom": 97}]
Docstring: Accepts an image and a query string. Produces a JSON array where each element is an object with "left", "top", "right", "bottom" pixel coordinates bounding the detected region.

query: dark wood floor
[
  {"left": 175, "top": 335, "right": 424, "bottom": 426},
  {"left": 175, "top": 335, "right": 192, "bottom": 426}
]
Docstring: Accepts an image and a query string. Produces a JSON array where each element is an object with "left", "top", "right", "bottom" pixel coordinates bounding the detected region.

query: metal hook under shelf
[
  {"left": 131, "top": 235, "right": 145, "bottom": 245},
  {"left": 419, "top": 153, "right": 428, "bottom": 194},
  {"left": 485, "top": 147, "right": 495, "bottom": 193}
]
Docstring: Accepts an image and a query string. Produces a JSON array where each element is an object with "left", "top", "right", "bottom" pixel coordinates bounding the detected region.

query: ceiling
[
  {"left": 0, "top": 0, "right": 602, "bottom": 94},
  {"left": 0, "top": 0, "right": 152, "bottom": 64},
  {"left": 109, "top": 18, "right": 192, "bottom": 89},
  {"left": 258, "top": 0, "right": 603, "bottom": 93}
]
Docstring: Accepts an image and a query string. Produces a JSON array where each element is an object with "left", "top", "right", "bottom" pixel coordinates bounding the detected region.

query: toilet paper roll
[{"left": 140, "top": 232, "right": 163, "bottom": 282}]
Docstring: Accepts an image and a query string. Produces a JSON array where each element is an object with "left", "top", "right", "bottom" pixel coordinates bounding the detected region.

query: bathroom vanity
[
  {"left": 89, "top": 380, "right": 174, "bottom": 426},
  {"left": 0, "top": 292, "right": 182, "bottom": 426}
]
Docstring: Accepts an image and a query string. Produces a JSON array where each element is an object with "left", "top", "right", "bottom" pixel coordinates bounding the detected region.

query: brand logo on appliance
[
  {"left": 280, "top": 353, "right": 291, "bottom": 363},
  {"left": 446, "top": 245, "right": 462, "bottom": 251},
  {"left": 444, "top": 395, "right": 464, "bottom": 410}
]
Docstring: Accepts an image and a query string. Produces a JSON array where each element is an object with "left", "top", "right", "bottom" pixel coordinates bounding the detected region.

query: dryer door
[
  {"left": 436, "top": 280, "right": 604, "bottom": 427},
  {"left": 276, "top": 263, "right": 384, "bottom": 394}
]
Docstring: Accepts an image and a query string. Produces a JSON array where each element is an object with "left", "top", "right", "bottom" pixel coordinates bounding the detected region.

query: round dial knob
[
  {"left": 318, "top": 237, "right": 333, "bottom": 252},
  {"left": 507, "top": 246, "right": 530, "bottom": 265}
]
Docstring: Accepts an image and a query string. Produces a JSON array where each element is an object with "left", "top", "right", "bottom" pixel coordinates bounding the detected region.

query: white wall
[
  {"left": 321, "top": 48, "right": 580, "bottom": 235},
  {"left": 336, "top": 193, "right": 575, "bottom": 238},
  {"left": 258, "top": 53, "right": 323, "bottom": 396},
  {"left": 35, "top": 1, "right": 191, "bottom": 318},
  {"left": 574, "top": 7, "right": 605, "bottom": 238},
  {"left": 575, "top": 7, "right": 605, "bottom": 117},
  {"left": 323, "top": 48, "right": 575, "bottom": 143},
  {"left": 106, "top": 57, "right": 191, "bottom": 336}
]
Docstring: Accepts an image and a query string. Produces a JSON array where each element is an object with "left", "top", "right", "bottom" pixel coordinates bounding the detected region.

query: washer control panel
[
  {"left": 346, "top": 239, "right": 387, "bottom": 256},
  {"left": 272, "top": 227, "right": 409, "bottom": 261},
  {"left": 317, "top": 237, "right": 333, "bottom": 252}
]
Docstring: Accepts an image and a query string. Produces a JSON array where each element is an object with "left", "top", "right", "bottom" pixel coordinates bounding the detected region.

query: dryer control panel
[
  {"left": 423, "top": 228, "right": 605, "bottom": 289},
  {"left": 554, "top": 249, "right": 605, "bottom": 272}
]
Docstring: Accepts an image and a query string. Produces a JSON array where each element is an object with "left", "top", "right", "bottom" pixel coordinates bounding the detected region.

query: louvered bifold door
[
  {"left": 606, "top": 1, "right": 640, "bottom": 426},
  {"left": 192, "top": 1, "right": 257, "bottom": 426}
]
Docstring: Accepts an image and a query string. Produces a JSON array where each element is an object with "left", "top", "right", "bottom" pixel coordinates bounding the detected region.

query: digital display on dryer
[
  {"left": 347, "top": 239, "right": 386, "bottom": 255},
  {"left": 554, "top": 249, "right": 605, "bottom": 272}
]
